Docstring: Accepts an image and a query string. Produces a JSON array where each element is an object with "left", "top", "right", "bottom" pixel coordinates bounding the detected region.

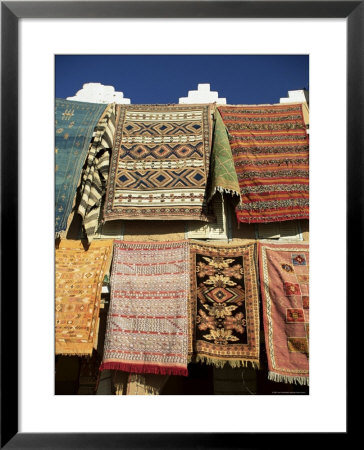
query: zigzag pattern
[
  {"left": 118, "top": 142, "right": 204, "bottom": 160},
  {"left": 116, "top": 168, "right": 206, "bottom": 189},
  {"left": 123, "top": 121, "right": 202, "bottom": 136}
]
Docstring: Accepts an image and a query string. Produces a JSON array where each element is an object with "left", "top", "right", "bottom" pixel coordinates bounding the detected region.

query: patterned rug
[
  {"left": 104, "top": 104, "right": 214, "bottom": 222},
  {"left": 77, "top": 103, "right": 116, "bottom": 242},
  {"left": 218, "top": 104, "right": 309, "bottom": 223},
  {"left": 55, "top": 239, "right": 114, "bottom": 356},
  {"left": 208, "top": 108, "right": 241, "bottom": 204},
  {"left": 258, "top": 242, "right": 309, "bottom": 385},
  {"left": 55, "top": 99, "right": 108, "bottom": 236},
  {"left": 189, "top": 242, "right": 260, "bottom": 368},
  {"left": 100, "top": 240, "right": 190, "bottom": 376}
]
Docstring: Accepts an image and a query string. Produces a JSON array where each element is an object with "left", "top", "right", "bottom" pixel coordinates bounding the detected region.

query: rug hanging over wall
[
  {"left": 189, "top": 242, "right": 260, "bottom": 369},
  {"left": 55, "top": 239, "right": 114, "bottom": 356},
  {"left": 207, "top": 108, "right": 241, "bottom": 204},
  {"left": 77, "top": 103, "right": 116, "bottom": 242},
  {"left": 258, "top": 242, "right": 309, "bottom": 385},
  {"left": 104, "top": 104, "right": 213, "bottom": 222},
  {"left": 55, "top": 99, "right": 108, "bottom": 236},
  {"left": 100, "top": 240, "right": 190, "bottom": 376},
  {"left": 218, "top": 104, "right": 309, "bottom": 223}
]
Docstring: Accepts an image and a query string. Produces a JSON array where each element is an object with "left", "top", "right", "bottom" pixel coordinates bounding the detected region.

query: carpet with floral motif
[{"left": 189, "top": 242, "right": 260, "bottom": 369}]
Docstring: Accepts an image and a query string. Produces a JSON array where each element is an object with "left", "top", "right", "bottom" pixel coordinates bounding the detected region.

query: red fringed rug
[
  {"left": 100, "top": 240, "right": 190, "bottom": 376},
  {"left": 258, "top": 242, "right": 309, "bottom": 385},
  {"left": 219, "top": 104, "right": 309, "bottom": 223}
]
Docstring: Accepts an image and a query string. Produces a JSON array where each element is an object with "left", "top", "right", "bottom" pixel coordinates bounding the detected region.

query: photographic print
[{"left": 55, "top": 54, "right": 309, "bottom": 396}]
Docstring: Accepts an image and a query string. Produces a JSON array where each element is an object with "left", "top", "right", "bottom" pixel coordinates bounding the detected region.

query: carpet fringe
[
  {"left": 99, "top": 362, "right": 188, "bottom": 377},
  {"left": 268, "top": 371, "right": 309, "bottom": 386},
  {"left": 56, "top": 351, "right": 93, "bottom": 357},
  {"left": 194, "top": 355, "right": 259, "bottom": 370},
  {"left": 207, "top": 186, "right": 241, "bottom": 204}
]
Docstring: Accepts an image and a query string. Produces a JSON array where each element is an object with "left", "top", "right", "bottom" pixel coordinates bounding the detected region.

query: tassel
[
  {"left": 207, "top": 186, "right": 241, "bottom": 204},
  {"left": 195, "top": 355, "right": 259, "bottom": 370},
  {"left": 99, "top": 362, "right": 188, "bottom": 377},
  {"left": 268, "top": 371, "right": 309, "bottom": 386}
]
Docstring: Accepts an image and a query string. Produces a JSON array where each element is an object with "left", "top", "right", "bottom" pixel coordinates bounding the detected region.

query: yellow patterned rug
[{"left": 55, "top": 240, "right": 113, "bottom": 356}]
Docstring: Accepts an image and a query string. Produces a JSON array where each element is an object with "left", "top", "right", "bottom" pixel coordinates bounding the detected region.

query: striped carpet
[
  {"left": 219, "top": 104, "right": 309, "bottom": 223},
  {"left": 77, "top": 103, "right": 116, "bottom": 241}
]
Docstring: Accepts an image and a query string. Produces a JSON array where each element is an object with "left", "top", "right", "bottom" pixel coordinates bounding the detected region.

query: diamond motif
[
  {"left": 175, "top": 145, "right": 194, "bottom": 158},
  {"left": 129, "top": 146, "right": 150, "bottom": 159},
  {"left": 203, "top": 286, "right": 237, "bottom": 303},
  {"left": 151, "top": 145, "right": 172, "bottom": 159},
  {"left": 186, "top": 169, "right": 205, "bottom": 186},
  {"left": 123, "top": 122, "right": 141, "bottom": 134},
  {"left": 119, "top": 174, "right": 129, "bottom": 183},
  {"left": 193, "top": 173, "right": 203, "bottom": 182},
  {"left": 149, "top": 170, "right": 174, "bottom": 187},
  {"left": 153, "top": 123, "right": 173, "bottom": 134},
  {"left": 156, "top": 174, "right": 166, "bottom": 183}
]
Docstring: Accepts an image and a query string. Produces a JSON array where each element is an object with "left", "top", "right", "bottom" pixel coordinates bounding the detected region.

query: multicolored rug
[
  {"left": 208, "top": 108, "right": 241, "bottom": 204},
  {"left": 55, "top": 99, "right": 108, "bottom": 236},
  {"left": 189, "top": 242, "right": 260, "bottom": 368},
  {"left": 100, "top": 240, "right": 190, "bottom": 376},
  {"left": 77, "top": 103, "right": 116, "bottom": 242},
  {"left": 104, "top": 104, "right": 213, "bottom": 222},
  {"left": 258, "top": 242, "right": 309, "bottom": 385},
  {"left": 218, "top": 104, "right": 309, "bottom": 223},
  {"left": 55, "top": 239, "right": 114, "bottom": 356}
]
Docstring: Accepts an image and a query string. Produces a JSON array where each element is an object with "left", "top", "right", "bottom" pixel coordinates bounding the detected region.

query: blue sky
[{"left": 55, "top": 55, "right": 308, "bottom": 104}]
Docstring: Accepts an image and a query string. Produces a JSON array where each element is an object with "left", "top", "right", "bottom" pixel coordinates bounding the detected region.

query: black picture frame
[{"left": 1, "top": 1, "right": 356, "bottom": 448}]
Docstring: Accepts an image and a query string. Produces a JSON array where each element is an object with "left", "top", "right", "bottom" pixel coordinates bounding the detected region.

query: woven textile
[
  {"left": 100, "top": 240, "right": 190, "bottom": 376},
  {"left": 189, "top": 242, "right": 260, "bottom": 368},
  {"left": 258, "top": 242, "right": 309, "bottom": 385},
  {"left": 219, "top": 104, "right": 309, "bottom": 223},
  {"left": 55, "top": 240, "right": 113, "bottom": 356},
  {"left": 104, "top": 104, "right": 213, "bottom": 221},
  {"left": 55, "top": 99, "right": 107, "bottom": 236},
  {"left": 77, "top": 103, "right": 116, "bottom": 242},
  {"left": 208, "top": 108, "right": 241, "bottom": 204}
]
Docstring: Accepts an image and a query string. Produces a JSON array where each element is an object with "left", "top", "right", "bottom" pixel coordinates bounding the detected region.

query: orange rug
[
  {"left": 219, "top": 104, "right": 309, "bottom": 223},
  {"left": 55, "top": 240, "right": 113, "bottom": 356}
]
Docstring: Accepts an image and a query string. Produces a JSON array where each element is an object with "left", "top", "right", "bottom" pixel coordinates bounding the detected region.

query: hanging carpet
[
  {"left": 189, "top": 241, "right": 260, "bottom": 369},
  {"left": 77, "top": 103, "right": 116, "bottom": 242},
  {"left": 218, "top": 104, "right": 309, "bottom": 223},
  {"left": 258, "top": 242, "right": 309, "bottom": 385},
  {"left": 55, "top": 239, "right": 114, "bottom": 356},
  {"left": 104, "top": 104, "right": 214, "bottom": 222},
  {"left": 208, "top": 108, "right": 241, "bottom": 205},
  {"left": 55, "top": 99, "right": 108, "bottom": 236},
  {"left": 100, "top": 240, "right": 190, "bottom": 376}
]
